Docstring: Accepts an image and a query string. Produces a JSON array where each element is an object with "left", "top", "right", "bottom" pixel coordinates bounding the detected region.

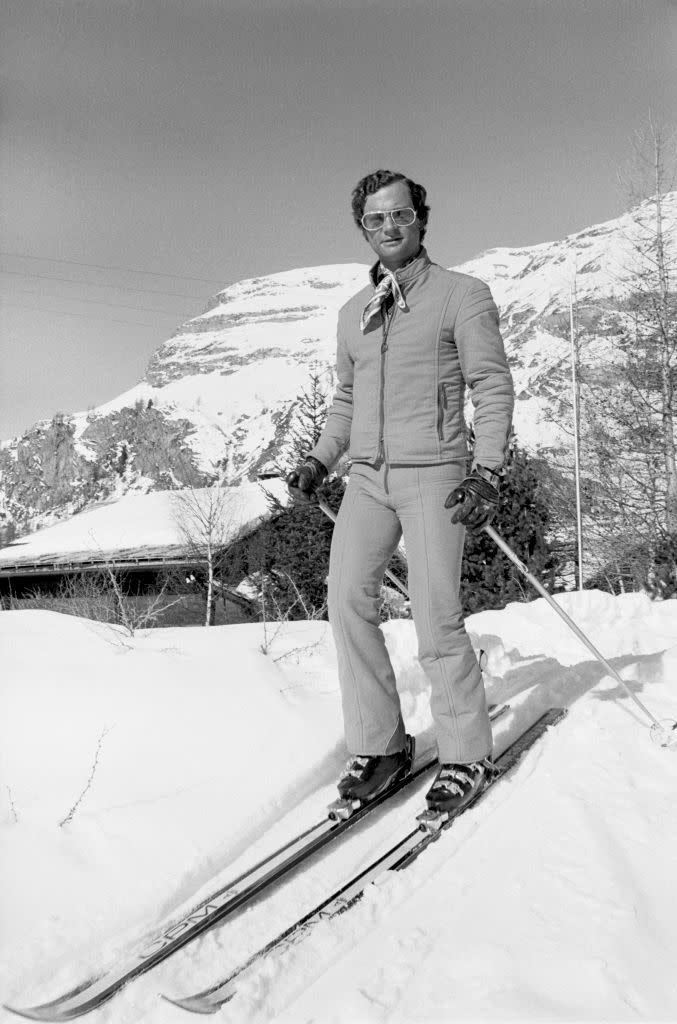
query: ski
[
  {"left": 2, "top": 705, "right": 508, "bottom": 1022},
  {"left": 164, "top": 707, "right": 566, "bottom": 1016}
]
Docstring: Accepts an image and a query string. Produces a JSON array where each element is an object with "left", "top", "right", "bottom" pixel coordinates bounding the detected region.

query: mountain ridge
[{"left": 1, "top": 193, "right": 675, "bottom": 542}]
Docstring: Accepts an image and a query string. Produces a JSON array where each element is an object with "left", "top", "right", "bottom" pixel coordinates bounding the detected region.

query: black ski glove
[
  {"left": 286, "top": 456, "right": 328, "bottom": 504},
  {"left": 444, "top": 466, "right": 501, "bottom": 532}
]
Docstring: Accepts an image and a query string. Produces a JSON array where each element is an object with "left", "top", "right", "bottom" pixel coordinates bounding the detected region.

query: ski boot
[
  {"left": 328, "top": 735, "right": 415, "bottom": 820},
  {"left": 417, "top": 758, "right": 494, "bottom": 833}
]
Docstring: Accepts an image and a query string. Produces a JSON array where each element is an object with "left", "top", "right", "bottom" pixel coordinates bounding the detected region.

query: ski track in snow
[{"left": 2, "top": 594, "right": 677, "bottom": 1023}]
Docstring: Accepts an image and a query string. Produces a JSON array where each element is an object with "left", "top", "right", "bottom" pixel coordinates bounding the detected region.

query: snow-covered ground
[{"left": 2, "top": 591, "right": 677, "bottom": 1023}]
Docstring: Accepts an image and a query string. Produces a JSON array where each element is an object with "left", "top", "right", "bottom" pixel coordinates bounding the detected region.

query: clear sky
[{"left": 1, "top": 0, "right": 676, "bottom": 439}]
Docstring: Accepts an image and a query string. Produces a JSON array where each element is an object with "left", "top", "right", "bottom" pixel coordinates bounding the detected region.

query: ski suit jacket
[{"left": 309, "top": 247, "right": 514, "bottom": 473}]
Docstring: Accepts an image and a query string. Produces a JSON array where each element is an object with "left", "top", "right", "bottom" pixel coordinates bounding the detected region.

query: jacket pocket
[
  {"left": 457, "top": 386, "right": 466, "bottom": 447},
  {"left": 437, "top": 383, "right": 466, "bottom": 447},
  {"left": 436, "top": 383, "right": 447, "bottom": 441}
]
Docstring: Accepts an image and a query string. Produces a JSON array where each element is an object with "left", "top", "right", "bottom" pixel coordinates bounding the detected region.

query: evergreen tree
[
  {"left": 258, "top": 477, "right": 344, "bottom": 619},
  {"left": 260, "top": 367, "right": 345, "bottom": 617},
  {"left": 461, "top": 445, "right": 560, "bottom": 614},
  {"left": 279, "top": 365, "right": 336, "bottom": 472},
  {"left": 224, "top": 369, "right": 345, "bottom": 619}
]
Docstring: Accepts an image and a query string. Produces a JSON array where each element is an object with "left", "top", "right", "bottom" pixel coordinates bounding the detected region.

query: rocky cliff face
[{"left": 1, "top": 195, "right": 675, "bottom": 541}]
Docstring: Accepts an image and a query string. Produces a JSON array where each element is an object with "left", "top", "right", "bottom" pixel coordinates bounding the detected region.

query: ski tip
[
  {"left": 488, "top": 702, "right": 510, "bottom": 723},
  {"left": 2, "top": 1005, "right": 65, "bottom": 1023},
  {"left": 542, "top": 707, "right": 568, "bottom": 724},
  {"left": 160, "top": 993, "right": 223, "bottom": 1015}
]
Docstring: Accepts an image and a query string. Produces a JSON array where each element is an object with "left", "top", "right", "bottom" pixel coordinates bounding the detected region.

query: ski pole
[
  {"left": 483, "top": 523, "right": 677, "bottom": 748},
  {"left": 317, "top": 500, "right": 409, "bottom": 598}
]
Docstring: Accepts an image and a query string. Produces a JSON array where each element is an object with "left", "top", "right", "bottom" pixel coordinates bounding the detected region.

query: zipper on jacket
[{"left": 377, "top": 305, "right": 396, "bottom": 464}]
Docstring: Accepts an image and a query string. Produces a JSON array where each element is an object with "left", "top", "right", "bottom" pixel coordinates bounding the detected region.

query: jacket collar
[{"left": 369, "top": 246, "right": 431, "bottom": 289}]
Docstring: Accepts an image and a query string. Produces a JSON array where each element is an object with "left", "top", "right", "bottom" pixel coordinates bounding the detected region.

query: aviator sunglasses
[{"left": 360, "top": 207, "right": 418, "bottom": 232}]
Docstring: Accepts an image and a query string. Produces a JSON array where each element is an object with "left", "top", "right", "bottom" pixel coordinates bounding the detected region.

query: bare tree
[
  {"left": 584, "top": 118, "right": 676, "bottom": 586},
  {"left": 258, "top": 569, "right": 327, "bottom": 657},
  {"left": 173, "top": 483, "right": 241, "bottom": 625},
  {"left": 542, "top": 117, "right": 677, "bottom": 591},
  {"left": 59, "top": 726, "right": 110, "bottom": 827},
  {"left": 618, "top": 117, "right": 677, "bottom": 525},
  {"left": 18, "top": 567, "right": 183, "bottom": 634}
]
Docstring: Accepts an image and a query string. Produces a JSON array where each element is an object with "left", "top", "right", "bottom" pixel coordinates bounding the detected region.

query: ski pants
[{"left": 327, "top": 462, "right": 492, "bottom": 764}]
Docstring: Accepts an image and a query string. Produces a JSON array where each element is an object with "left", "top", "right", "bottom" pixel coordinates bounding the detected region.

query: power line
[
  {"left": 9, "top": 287, "right": 196, "bottom": 317},
  {"left": 0, "top": 250, "right": 224, "bottom": 285},
  {"left": 1, "top": 303, "right": 175, "bottom": 329},
  {"left": 0, "top": 267, "right": 211, "bottom": 301}
]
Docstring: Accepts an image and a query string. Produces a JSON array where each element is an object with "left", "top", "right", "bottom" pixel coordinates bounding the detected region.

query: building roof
[{"left": 0, "top": 481, "right": 286, "bottom": 577}]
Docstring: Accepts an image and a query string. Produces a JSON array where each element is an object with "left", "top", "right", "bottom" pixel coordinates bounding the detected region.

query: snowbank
[{"left": 2, "top": 591, "right": 677, "bottom": 1022}]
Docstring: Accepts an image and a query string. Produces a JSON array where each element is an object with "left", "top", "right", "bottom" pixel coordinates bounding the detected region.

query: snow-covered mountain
[{"left": 1, "top": 193, "right": 675, "bottom": 539}]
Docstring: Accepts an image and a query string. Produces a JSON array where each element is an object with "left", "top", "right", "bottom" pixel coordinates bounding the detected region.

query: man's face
[{"left": 361, "top": 180, "right": 422, "bottom": 271}]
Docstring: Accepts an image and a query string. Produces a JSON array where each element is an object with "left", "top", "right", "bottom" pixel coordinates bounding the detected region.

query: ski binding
[
  {"left": 327, "top": 796, "right": 362, "bottom": 820},
  {"left": 415, "top": 808, "right": 449, "bottom": 833}
]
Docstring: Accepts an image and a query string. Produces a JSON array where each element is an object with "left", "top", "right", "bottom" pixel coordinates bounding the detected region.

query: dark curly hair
[{"left": 351, "top": 170, "right": 430, "bottom": 241}]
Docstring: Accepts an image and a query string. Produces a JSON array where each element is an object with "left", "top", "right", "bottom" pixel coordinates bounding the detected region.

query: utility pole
[{"left": 570, "top": 278, "right": 584, "bottom": 591}]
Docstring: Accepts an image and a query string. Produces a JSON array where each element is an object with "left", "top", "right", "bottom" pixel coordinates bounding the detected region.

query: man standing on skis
[{"left": 287, "top": 169, "right": 514, "bottom": 815}]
